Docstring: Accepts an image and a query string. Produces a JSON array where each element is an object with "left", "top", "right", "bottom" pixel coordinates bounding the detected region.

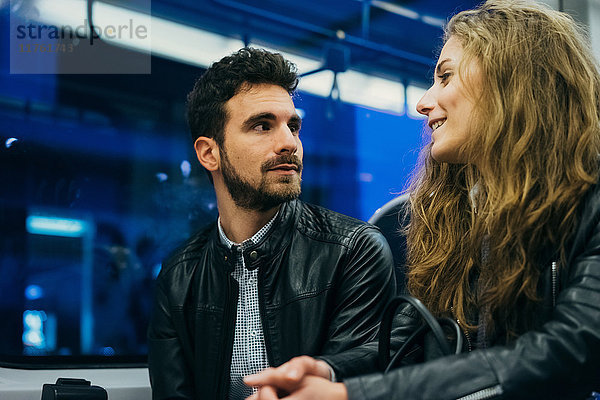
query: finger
[
  {"left": 244, "top": 367, "right": 279, "bottom": 386},
  {"left": 283, "top": 357, "right": 331, "bottom": 381},
  {"left": 245, "top": 359, "right": 308, "bottom": 389},
  {"left": 257, "top": 385, "right": 280, "bottom": 400},
  {"left": 281, "top": 356, "right": 318, "bottom": 381},
  {"left": 313, "top": 360, "right": 334, "bottom": 380},
  {"left": 282, "top": 377, "right": 346, "bottom": 400}
]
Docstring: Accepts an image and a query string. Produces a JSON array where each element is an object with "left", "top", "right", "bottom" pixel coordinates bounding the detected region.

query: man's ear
[{"left": 194, "top": 136, "right": 220, "bottom": 172}]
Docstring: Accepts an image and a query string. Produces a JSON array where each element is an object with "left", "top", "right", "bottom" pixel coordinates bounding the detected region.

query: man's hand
[
  {"left": 246, "top": 375, "right": 348, "bottom": 400},
  {"left": 244, "top": 356, "right": 332, "bottom": 393}
]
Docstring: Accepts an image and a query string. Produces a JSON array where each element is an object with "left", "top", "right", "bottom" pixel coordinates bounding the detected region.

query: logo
[{"left": 10, "top": 0, "right": 151, "bottom": 74}]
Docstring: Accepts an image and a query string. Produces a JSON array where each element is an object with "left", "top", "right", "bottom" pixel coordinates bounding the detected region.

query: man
[{"left": 147, "top": 48, "right": 395, "bottom": 400}]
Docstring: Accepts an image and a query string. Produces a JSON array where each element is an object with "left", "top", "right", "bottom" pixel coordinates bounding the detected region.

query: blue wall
[{"left": 355, "top": 107, "right": 425, "bottom": 221}]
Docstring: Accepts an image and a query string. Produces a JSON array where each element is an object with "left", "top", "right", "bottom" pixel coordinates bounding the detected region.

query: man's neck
[{"left": 218, "top": 200, "right": 280, "bottom": 244}]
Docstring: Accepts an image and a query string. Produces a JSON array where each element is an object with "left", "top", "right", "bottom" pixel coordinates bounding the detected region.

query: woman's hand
[
  {"left": 247, "top": 375, "right": 347, "bottom": 400},
  {"left": 244, "top": 356, "right": 347, "bottom": 400},
  {"left": 245, "top": 356, "right": 330, "bottom": 391}
]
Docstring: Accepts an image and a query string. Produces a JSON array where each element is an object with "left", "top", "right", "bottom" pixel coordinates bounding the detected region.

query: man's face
[{"left": 219, "top": 83, "right": 303, "bottom": 211}]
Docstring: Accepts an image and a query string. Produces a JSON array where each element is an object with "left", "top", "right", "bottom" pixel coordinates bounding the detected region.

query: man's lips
[
  {"left": 268, "top": 164, "right": 299, "bottom": 171},
  {"left": 267, "top": 164, "right": 300, "bottom": 176},
  {"left": 262, "top": 155, "right": 303, "bottom": 174}
]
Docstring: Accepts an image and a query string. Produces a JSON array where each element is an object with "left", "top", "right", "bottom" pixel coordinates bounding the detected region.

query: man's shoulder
[
  {"left": 159, "top": 221, "right": 217, "bottom": 277},
  {"left": 294, "top": 201, "right": 381, "bottom": 246}
]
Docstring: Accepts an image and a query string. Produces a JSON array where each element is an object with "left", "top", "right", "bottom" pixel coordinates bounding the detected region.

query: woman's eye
[{"left": 437, "top": 72, "right": 451, "bottom": 84}]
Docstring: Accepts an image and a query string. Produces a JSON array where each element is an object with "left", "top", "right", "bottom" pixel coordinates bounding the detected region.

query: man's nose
[{"left": 275, "top": 125, "right": 298, "bottom": 154}]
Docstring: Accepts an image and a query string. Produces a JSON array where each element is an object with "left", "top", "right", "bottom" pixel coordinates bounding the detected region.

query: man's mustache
[{"left": 262, "top": 155, "right": 303, "bottom": 173}]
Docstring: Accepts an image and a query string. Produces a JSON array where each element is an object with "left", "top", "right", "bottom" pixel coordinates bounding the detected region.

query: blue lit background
[{"left": 0, "top": 0, "right": 449, "bottom": 358}]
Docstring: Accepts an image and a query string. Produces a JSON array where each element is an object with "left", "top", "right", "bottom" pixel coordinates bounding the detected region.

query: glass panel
[{"left": 0, "top": 16, "right": 423, "bottom": 365}]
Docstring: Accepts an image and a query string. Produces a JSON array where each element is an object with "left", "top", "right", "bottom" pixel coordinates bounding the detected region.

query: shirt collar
[{"left": 217, "top": 210, "right": 279, "bottom": 248}]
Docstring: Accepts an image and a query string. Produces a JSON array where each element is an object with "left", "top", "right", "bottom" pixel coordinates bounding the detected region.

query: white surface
[{"left": 0, "top": 366, "right": 151, "bottom": 400}]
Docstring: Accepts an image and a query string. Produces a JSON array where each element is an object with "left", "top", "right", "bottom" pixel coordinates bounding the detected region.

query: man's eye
[
  {"left": 253, "top": 123, "right": 270, "bottom": 132},
  {"left": 289, "top": 124, "right": 301, "bottom": 134}
]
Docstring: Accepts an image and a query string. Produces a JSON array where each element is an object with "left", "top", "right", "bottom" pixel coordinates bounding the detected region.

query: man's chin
[
  {"left": 266, "top": 172, "right": 301, "bottom": 183},
  {"left": 229, "top": 182, "right": 301, "bottom": 211},
  {"left": 265, "top": 188, "right": 301, "bottom": 203},
  {"left": 267, "top": 180, "right": 301, "bottom": 197}
]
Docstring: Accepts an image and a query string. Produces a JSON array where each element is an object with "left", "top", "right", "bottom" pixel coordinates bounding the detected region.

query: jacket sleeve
[
  {"left": 317, "top": 226, "right": 397, "bottom": 379},
  {"left": 147, "top": 269, "right": 194, "bottom": 400},
  {"left": 317, "top": 302, "right": 421, "bottom": 380},
  {"left": 343, "top": 225, "right": 600, "bottom": 399}
]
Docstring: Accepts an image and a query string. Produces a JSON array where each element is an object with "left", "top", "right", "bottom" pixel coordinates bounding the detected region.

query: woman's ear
[{"left": 194, "top": 137, "right": 219, "bottom": 172}]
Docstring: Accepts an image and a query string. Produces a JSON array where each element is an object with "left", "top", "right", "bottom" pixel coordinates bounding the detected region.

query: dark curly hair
[{"left": 187, "top": 47, "right": 299, "bottom": 146}]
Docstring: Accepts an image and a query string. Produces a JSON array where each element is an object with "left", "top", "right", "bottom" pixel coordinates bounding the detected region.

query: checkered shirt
[{"left": 218, "top": 214, "right": 277, "bottom": 400}]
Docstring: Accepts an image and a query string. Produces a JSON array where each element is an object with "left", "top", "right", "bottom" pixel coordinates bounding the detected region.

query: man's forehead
[{"left": 226, "top": 83, "right": 297, "bottom": 118}]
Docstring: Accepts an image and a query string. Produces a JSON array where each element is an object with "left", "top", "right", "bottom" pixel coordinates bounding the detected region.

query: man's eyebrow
[
  {"left": 435, "top": 58, "right": 453, "bottom": 74},
  {"left": 242, "top": 112, "right": 276, "bottom": 130},
  {"left": 242, "top": 112, "right": 302, "bottom": 130},
  {"left": 289, "top": 115, "right": 302, "bottom": 127}
]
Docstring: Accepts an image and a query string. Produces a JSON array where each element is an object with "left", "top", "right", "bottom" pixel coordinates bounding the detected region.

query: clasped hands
[{"left": 243, "top": 356, "right": 348, "bottom": 400}]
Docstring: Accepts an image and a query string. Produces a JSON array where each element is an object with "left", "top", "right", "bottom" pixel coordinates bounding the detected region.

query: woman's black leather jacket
[{"left": 342, "top": 184, "right": 600, "bottom": 400}]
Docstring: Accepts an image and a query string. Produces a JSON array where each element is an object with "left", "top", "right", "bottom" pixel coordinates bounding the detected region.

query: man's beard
[{"left": 220, "top": 149, "right": 303, "bottom": 212}]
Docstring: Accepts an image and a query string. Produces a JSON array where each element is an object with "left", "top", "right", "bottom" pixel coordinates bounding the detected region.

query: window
[{"left": 0, "top": 38, "right": 424, "bottom": 368}]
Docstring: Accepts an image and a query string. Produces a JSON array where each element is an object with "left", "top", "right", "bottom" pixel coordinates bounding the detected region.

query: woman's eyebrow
[{"left": 435, "top": 58, "right": 453, "bottom": 74}]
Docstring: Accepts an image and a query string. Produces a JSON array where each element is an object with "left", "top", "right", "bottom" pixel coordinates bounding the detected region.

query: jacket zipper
[
  {"left": 457, "top": 384, "right": 503, "bottom": 400},
  {"left": 257, "top": 266, "right": 274, "bottom": 366},
  {"left": 455, "top": 316, "right": 473, "bottom": 352},
  {"left": 217, "top": 274, "right": 238, "bottom": 398},
  {"left": 551, "top": 261, "right": 558, "bottom": 307},
  {"left": 457, "top": 262, "right": 556, "bottom": 400}
]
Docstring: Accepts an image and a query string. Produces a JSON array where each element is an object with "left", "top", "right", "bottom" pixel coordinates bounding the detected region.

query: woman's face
[{"left": 417, "top": 36, "right": 481, "bottom": 164}]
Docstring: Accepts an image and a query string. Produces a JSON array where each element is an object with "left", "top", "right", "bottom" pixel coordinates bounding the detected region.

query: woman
[{"left": 245, "top": 1, "right": 600, "bottom": 399}]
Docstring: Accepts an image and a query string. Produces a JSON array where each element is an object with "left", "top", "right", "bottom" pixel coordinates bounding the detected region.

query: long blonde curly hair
[{"left": 406, "top": 0, "right": 600, "bottom": 337}]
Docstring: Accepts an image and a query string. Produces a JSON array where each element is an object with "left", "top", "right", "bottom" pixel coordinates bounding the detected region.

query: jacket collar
[{"left": 212, "top": 200, "right": 299, "bottom": 272}]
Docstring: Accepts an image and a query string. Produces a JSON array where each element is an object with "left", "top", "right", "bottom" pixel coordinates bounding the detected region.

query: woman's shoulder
[{"left": 565, "top": 181, "right": 600, "bottom": 262}]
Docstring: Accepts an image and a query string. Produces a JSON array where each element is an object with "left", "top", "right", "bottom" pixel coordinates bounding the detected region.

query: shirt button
[
  {"left": 224, "top": 255, "right": 228, "bottom": 261},
  {"left": 251, "top": 330, "right": 257, "bottom": 337},
  {"left": 249, "top": 250, "right": 258, "bottom": 261}
]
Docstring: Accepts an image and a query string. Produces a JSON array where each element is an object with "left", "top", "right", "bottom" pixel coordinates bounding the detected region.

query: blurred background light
[
  {"left": 152, "top": 263, "right": 162, "bottom": 280},
  {"left": 26, "top": 215, "right": 89, "bottom": 237},
  {"left": 32, "top": 0, "right": 87, "bottom": 32},
  {"left": 23, "top": 310, "right": 47, "bottom": 349},
  {"left": 5, "top": 137, "right": 18, "bottom": 148},
  {"left": 180, "top": 160, "right": 191, "bottom": 179},
  {"left": 21, "top": 0, "right": 425, "bottom": 114},
  {"left": 156, "top": 172, "right": 168, "bottom": 182},
  {"left": 406, "top": 85, "right": 428, "bottom": 118},
  {"left": 25, "top": 284, "right": 44, "bottom": 301},
  {"left": 338, "top": 71, "right": 404, "bottom": 114},
  {"left": 100, "top": 346, "right": 116, "bottom": 356}
]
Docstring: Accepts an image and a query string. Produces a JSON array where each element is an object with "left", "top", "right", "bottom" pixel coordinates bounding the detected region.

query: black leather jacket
[
  {"left": 342, "top": 183, "right": 600, "bottom": 400},
  {"left": 147, "top": 199, "right": 396, "bottom": 399}
]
